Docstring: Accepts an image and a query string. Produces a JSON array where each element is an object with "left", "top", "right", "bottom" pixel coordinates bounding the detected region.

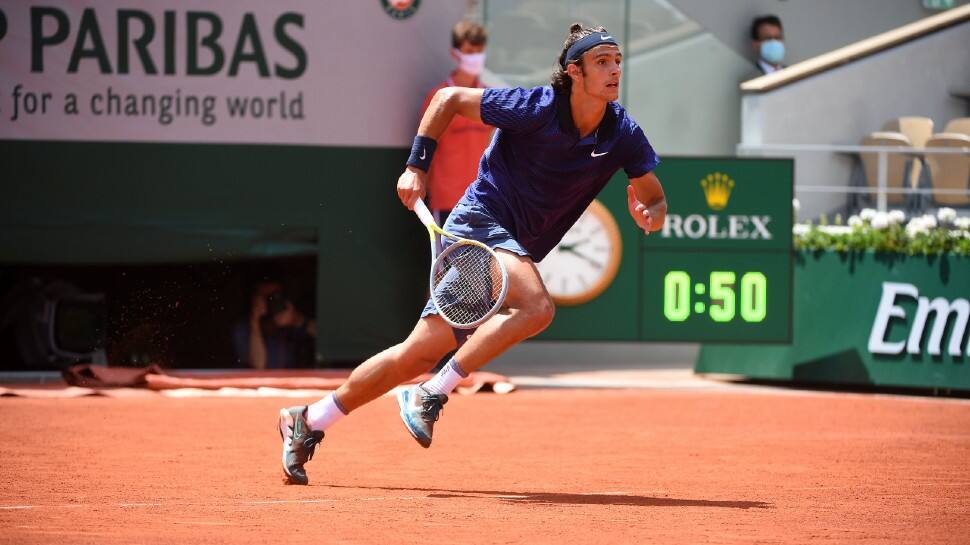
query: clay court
[{"left": 2, "top": 385, "right": 969, "bottom": 544}]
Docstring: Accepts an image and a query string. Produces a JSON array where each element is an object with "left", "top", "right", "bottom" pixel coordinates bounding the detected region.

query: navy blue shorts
[{"left": 420, "top": 201, "right": 529, "bottom": 338}]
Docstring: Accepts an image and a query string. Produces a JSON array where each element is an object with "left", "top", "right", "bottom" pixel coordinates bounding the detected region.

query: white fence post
[{"left": 876, "top": 150, "right": 888, "bottom": 212}]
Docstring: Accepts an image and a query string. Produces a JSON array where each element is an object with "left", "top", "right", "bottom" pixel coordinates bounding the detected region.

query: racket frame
[{"left": 413, "top": 200, "right": 509, "bottom": 329}]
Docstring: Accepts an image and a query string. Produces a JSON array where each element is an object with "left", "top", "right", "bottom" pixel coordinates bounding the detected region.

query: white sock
[
  {"left": 422, "top": 358, "right": 469, "bottom": 395},
  {"left": 306, "top": 393, "right": 348, "bottom": 431}
]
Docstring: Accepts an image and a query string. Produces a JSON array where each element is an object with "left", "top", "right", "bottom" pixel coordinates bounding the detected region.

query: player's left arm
[{"left": 627, "top": 171, "right": 666, "bottom": 235}]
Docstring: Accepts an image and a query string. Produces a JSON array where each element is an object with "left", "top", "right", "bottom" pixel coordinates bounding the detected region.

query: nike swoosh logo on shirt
[
  {"left": 591, "top": 150, "right": 609, "bottom": 157},
  {"left": 420, "top": 148, "right": 426, "bottom": 160}
]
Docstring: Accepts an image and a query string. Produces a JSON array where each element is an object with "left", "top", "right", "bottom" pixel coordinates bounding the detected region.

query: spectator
[
  {"left": 420, "top": 20, "right": 494, "bottom": 225},
  {"left": 750, "top": 15, "right": 786, "bottom": 75},
  {"left": 233, "top": 281, "right": 315, "bottom": 369}
]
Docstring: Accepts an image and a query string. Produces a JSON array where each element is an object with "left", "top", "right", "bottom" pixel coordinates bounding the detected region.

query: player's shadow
[{"left": 329, "top": 484, "right": 771, "bottom": 509}]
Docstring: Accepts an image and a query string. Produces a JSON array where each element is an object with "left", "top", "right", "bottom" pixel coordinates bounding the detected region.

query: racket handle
[{"left": 413, "top": 199, "right": 437, "bottom": 227}]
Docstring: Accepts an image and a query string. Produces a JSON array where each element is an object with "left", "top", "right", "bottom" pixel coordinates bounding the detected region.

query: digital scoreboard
[{"left": 641, "top": 158, "right": 793, "bottom": 342}]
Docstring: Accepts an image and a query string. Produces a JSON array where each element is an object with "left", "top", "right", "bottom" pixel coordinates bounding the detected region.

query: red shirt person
[{"left": 419, "top": 20, "right": 493, "bottom": 223}]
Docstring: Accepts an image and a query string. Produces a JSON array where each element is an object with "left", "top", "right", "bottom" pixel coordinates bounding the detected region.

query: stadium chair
[
  {"left": 860, "top": 131, "right": 913, "bottom": 206},
  {"left": 882, "top": 116, "right": 933, "bottom": 190},
  {"left": 923, "top": 133, "right": 970, "bottom": 207},
  {"left": 882, "top": 116, "right": 934, "bottom": 146},
  {"left": 943, "top": 117, "right": 970, "bottom": 137}
]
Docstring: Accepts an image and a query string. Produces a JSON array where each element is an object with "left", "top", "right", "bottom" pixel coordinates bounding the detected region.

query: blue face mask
[{"left": 760, "top": 40, "right": 785, "bottom": 64}]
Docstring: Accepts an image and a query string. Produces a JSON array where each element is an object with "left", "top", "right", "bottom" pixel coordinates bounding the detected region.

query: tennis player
[{"left": 279, "top": 23, "right": 666, "bottom": 485}]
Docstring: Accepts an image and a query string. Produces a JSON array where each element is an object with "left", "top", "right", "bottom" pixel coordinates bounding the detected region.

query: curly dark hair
[{"left": 550, "top": 23, "right": 607, "bottom": 94}]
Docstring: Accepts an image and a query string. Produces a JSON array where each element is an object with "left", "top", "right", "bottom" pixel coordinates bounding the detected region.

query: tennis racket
[{"left": 412, "top": 199, "right": 509, "bottom": 329}]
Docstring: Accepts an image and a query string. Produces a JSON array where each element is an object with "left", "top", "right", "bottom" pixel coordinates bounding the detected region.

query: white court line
[
  {"left": 0, "top": 495, "right": 433, "bottom": 512},
  {"left": 511, "top": 375, "right": 970, "bottom": 405},
  {"left": 790, "top": 482, "right": 970, "bottom": 491},
  {"left": 246, "top": 499, "right": 336, "bottom": 505}
]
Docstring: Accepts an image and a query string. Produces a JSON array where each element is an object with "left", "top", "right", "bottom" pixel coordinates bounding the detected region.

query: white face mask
[{"left": 454, "top": 50, "right": 486, "bottom": 76}]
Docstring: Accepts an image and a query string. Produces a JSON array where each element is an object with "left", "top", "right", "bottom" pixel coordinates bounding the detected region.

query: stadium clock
[{"left": 537, "top": 199, "right": 622, "bottom": 306}]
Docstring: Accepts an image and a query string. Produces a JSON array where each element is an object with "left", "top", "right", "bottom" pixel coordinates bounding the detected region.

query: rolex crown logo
[{"left": 700, "top": 172, "right": 735, "bottom": 211}]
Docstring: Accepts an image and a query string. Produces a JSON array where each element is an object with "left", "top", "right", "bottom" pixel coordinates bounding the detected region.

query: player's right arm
[
  {"left": 398, "top": 87, "right": 485, "bottom": 209},
  {"left": 420, "top": 87, "right": 485, "bottom": 135}
]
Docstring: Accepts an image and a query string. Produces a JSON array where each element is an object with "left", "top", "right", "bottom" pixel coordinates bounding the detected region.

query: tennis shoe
[
  {"left": 278, "top": 406, "right": 324, "bottom": 485},
  {"left": 397, "top": 384, "right": 448, "bottom": 448}
]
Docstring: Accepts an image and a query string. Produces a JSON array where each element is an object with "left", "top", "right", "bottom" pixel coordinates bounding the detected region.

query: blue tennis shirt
[{"left": 460, "top": 85, "right": 660, "bottom": 262}]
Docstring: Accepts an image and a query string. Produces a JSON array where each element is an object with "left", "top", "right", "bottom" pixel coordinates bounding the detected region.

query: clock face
[{"left": 537, "top": 199, "right": 622, "bottom": 306}]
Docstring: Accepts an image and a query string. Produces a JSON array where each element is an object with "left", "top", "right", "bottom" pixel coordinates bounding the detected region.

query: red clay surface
[{"left": 2, "top": 388, "right": 969, "bottom": 544}]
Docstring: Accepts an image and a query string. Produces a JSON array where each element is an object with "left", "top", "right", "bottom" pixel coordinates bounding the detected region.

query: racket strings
[{"left": 432, "top": 243, "right": 504, "bottom": 327}]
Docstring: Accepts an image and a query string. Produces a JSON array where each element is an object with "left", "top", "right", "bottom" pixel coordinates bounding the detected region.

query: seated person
[{"left": 233, "top": 281, "right": 315, "bottom": 369}]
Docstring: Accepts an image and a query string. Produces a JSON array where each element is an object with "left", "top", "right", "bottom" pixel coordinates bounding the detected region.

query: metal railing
[{"left": 738, "top": 143, "right": 970, "bottom": 212}]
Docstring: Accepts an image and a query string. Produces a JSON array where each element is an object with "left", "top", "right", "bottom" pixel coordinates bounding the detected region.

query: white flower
[
  {"left": 905, "top": 225, "right": 924, "bottom": 237},
  {"left": 871, "top": 212, "right": 890, "bottom": 230},
  {"left": 848, "top": 215, "right": 863, "bottom": 228},
  {"left": 955, "top": 217, "right": 970, "bottom": 230},
  {"left": 906, "top": 218, "right": 928, "bottom": 237},
  {"left": 938, "top": 207, "right": 957, "bottom": 224},
  {"left": 859, "top": 208, "right": 877, "bottom": 222},
  {"left": 906, "top": 216, "right": 936, "bottom": 237},
  {"left": 888, "top": 210, "right": 906, "bottom": 225},
  {"left": 792, "top": 198, "right": 800, "bottom": 213}
]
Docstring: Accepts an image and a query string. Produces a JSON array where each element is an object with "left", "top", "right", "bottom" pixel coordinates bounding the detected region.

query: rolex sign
[{"left": 646, "top": 160, "right": 792, "bottom": 251}]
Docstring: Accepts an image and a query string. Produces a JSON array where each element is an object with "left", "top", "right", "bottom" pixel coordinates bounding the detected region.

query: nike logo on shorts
[{"left": 591, "top": 150, "right": 609, "bottom": 157}]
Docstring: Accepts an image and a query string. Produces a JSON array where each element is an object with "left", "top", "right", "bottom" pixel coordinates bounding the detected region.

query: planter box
[{"left": 696, "top": 250, "right": 969, "bottom": 392}]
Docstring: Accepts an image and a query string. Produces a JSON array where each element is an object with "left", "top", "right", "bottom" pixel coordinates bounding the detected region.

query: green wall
[
  {"left": 2, "top": 144, "right": 796, "bottom": 361},
  {"left": 0, "top": 140, "right": 425, "bottom": 361}
]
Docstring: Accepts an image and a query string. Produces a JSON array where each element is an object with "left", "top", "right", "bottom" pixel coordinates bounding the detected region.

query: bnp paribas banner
[
  {"left": 0, "top": 1, "right": 466, "bottom": 146},
  {"left": 697, "top": 252, "right": 970, "bottom": 392}
]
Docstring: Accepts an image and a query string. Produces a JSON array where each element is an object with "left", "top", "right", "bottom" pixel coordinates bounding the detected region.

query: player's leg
[
  {"left": 279, "top": 315, "right": 456, "bottom": 484},
  {"left": 425, "top": 202, "right": 554, "bottom": 376},
  {"left": 396, "top": 251, "right": 553, "bottom": 448},
  {"left": 414, "top": 250, "right": 552, "bottom": 398},
  {"left": 450, "top": 250, "right": 554, "bottom": 372},
  {"left": 333, "top": 316, "right": 457, "bottom": 412}
]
